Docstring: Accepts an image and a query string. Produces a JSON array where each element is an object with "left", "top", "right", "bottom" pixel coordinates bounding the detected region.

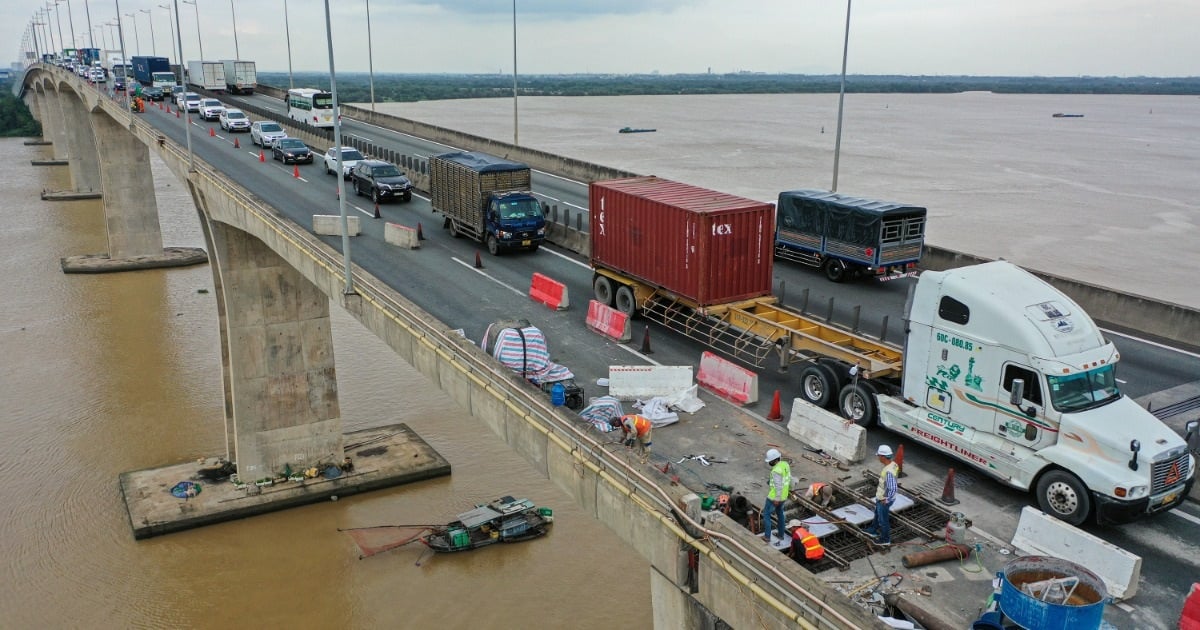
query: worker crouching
[
  {"left": 786, "top": 519, "right": 825, "bottom": 562},
  {"left": 614, "top": 414, "right": 653, "bottom": 463}
]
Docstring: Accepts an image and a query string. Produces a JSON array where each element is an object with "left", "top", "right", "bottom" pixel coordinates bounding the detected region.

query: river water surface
[{"left": 0, "top": 138, "right": 649, "bottom": 628}]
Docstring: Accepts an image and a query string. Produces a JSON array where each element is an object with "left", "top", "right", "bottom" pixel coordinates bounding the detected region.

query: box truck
[
  {"left": 220, "top": 60, "right": 256, "bottom": 94},
  {"left": 186, "top": 61, "right": 226, "bottom": 91},
  {"left": 430, "top": 151, "right": 546, "bottom": 255},
  {"left": 131, "top": 56, "right": 174, "bottom": 88}
]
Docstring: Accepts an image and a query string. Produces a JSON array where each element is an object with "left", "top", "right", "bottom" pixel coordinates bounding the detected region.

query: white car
[
  {"left": 250, "top": 121, "right": 287, "bottom": 148},
  {"left": 89, "top": 68, "right": 106, "bottom": 83},
  {"left": 176, "top": 91, "right": 202, "bottom": 113},
  {"left": 219, "top": 108, "right": 251, "bottom": 132},
  {"left": 323, "top": 146, "right": 366, "bottom": 179},
  {"left": 198, "top": 98, "right": 225, "bottom": 121}
]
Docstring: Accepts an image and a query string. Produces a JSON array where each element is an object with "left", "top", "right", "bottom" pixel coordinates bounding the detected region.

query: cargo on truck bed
[{"left": 431, "top": 151, "right": 545, "bottom": 255}]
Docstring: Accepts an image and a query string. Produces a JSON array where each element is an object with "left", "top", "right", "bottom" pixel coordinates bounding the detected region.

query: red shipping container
[{"left": 590, "top": 177, "right": 775, "bottom": 307}]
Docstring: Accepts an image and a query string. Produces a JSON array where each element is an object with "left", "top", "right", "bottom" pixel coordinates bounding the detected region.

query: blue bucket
[
  {"left": 550, "top": 382, "right": 566, "bottom": 406},
  {"left": 998, "top": 555, "right": 1108, "bottom": 630}
]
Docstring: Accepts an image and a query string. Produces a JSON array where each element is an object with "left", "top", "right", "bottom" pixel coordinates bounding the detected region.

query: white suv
[
  {"left": 198, "top": 98, "right": 225, "bottom": 121},
  {"left": 176, "top": 91, "right": 202, "bottom": 113},
  {"left": 250, "top": 121, "right": 287, "bottom": 148},
  {"left": 219, "top": 108, "right": 251, "bottom": 132}
]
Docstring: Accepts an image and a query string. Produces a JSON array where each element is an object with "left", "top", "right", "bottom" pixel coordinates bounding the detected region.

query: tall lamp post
[
  {"left": 61, "top": 0, "right": 77, "bottom": 52},
  {"left": 831, "top": 0, "right": 852, "bottom": 192},
  {"left": 31, "top": 19, "right": 44, "bottom": 58},
  {"left": 512, "top": 0, "right": 518, "bottom": 146},
  {"left": 159, "top": 4, "right": 175, "bottom": 71},
  {"left": 170, "top": 0, "right": 194, "bottom": 171},
  {"left": 49, "top": 1, "right": 65, "bottom": 54},
  {"left": 365, "top": 0, "right": 374, "bottom": 110},
  {"left": 229, "top": 0, "right": 240, "bottom": 59},
  {"left": 323, "top": 0, "right": 353, "bottom": 294},
  {"left": 125, "top": 12, "right": 140, "bottom": 55},
  {"left": 282, "top": 0, "right": 292, "bottom": 88},
  {"left": 181, "top": 0, "right": 202, "bottom": 60},
  {"left": 140, "top": 9, "right": 155, "bottom": 56},
  {"left": 114, "top": 0, "right": 129, "bottom": 106},
  {"left": 83, "top": 0, "right": 94, "bottom": 48}
]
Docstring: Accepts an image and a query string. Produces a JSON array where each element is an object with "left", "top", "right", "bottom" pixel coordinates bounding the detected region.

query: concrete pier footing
[
  {"left": 41, "top": 190, "right": 103, "bottom": 201},
  {"left": 119, "top": 423, "right": 450, "bottom": 539},
  {"left": 60, "top": 246, "right": 209, "bottom": 273},
  {"left": 30, "top": 159, "right": 69, "bottom": 166}
]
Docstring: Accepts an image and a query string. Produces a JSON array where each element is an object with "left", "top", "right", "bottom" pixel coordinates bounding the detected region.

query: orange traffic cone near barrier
[
  {"left": 767, "top": 390, "right": 782, "bottom": 421},
  {"left": 895, "top": 444, "right": 906, "bottom": 477},
  {"left": 938, "top": 468, "right": 960, "bottom": 506},
  {"left": 208, "top": 127, "right": 215, "bottom": 137},
  {"left": 175, "top": 108, "right": 180, "bottom": 118},
  {"left": 233, "top": 137, "right": 240, "bottom": 149},
  {"left": 293, "top": 165, "right": 301, "bottom": 179},
  {"left": 417, "top": 222, "right": 425, "bottom": 240},
  {"left": 641, "top": 325, "right": 653, "bottom": 354},
  {"left": 474, "top": 251, "right": 483, "bottom": 269},
  {"left": 373, "top": 201, "right": 381, "bottom": 218},
  {"left": 258, "top": 150, "right": 265, "bottom": 163}
]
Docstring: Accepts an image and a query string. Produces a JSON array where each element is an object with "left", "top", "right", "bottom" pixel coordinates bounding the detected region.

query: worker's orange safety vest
[
  {"left": 794, "top": 527, "right": 825, "bottom": 560},
  {"left": 623, "top": 414, "right": 651, "bottom": 437}
]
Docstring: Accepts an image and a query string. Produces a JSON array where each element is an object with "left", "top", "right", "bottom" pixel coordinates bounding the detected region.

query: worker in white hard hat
[
  {"left": 862, "top": 444, "right": 898, "bottom": 546},
  {"left": 761, "top": 448, "right": 791, "bottom": 546}
]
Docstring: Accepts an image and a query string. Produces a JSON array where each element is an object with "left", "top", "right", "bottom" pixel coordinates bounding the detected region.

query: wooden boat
[
  {"left": 1051, "top": 113, "right": 1084, "bottom": 118},
  {"left": 619, "top": 127, "right": 657, "bottom": 133},
  {"left": 421, "top": 496, "right": 553, "bottom": 553}
]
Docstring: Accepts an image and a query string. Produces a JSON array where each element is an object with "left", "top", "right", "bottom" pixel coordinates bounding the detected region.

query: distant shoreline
[{"left": 255, "top": 72, "right": 1200, "bottom": 103}]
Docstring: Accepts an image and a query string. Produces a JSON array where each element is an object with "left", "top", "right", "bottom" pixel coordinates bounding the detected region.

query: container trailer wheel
[
  {"left": 615, "top": 286, "right": 637, "bottom": 317},
  {"left": 799, "top": 364, "right": 839, "bottom": 409},
  {"left": 593, "top": 276, "right": 614, "bottom": 306},
  {"left": 1036, "top": 470, "right": 1091, "bottom": 525},
  {"left": 838, "top": 381, "right": 879, "bottom": 426}
]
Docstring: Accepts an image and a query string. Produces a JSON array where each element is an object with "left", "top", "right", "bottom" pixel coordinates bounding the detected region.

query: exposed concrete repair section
[{"left": 120, "top": 423, "right": 449, "bottom": 539}]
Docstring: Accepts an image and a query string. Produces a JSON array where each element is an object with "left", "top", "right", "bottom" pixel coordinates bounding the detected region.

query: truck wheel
[
  {"left": 1036, "top": 470, "right": 1091, "bottom": 525},
  {"left": 615, "top": 285, "right": 637, "bottom": 317},
  {"left": 593, "top": 276, "right": 614, "bottom": 306},
  {"left": 487, "top": 234, "right": 500, "bottom": 256},
  {"left": 799, "top": 364, "right": 839, "bottom": 409},
  {"left": 447, "top": 220, "right": 460, "bottom": 238},
  {"left": 823, "top": 259, "right": 849, "bottom": 283},
  {"left": 838, "top": 381, "right": 879, "bottom": 427}
]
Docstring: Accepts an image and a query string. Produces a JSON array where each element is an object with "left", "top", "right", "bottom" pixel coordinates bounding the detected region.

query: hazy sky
[{"left": 11, "top": 1, "right": 1200, "bottom": 76}]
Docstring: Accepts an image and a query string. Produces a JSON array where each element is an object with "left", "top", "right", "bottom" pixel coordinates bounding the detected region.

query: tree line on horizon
[{"left": 258, "top": 72, "right": 1200, "bottom": 104}]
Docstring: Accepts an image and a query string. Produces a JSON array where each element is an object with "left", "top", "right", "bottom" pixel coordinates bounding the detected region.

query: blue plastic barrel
[
  {"left": 998, "top": 556, "right": 1108, "bottom": 630},
  {"left": 550, "top": 382, "right": 566, "bottom": 406}
]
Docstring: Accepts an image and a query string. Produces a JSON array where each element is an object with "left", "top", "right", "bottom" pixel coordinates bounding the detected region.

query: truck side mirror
[
  {"left": 1186, "top": 420, "right": 1199, "bottom": 453},
  {"left": 1009, "top": 379, "right": 1024, "bottom": 406},
  {"left": 1129, "top": 439, "right": 1140, "bottom": 471}
]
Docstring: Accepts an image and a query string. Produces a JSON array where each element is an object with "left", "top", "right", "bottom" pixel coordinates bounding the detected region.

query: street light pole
[
  {"left": 831, "top": 0, "right": 852, "bottom": 192},
  {"left": 365, "top": 0, "right": 374, "bottom": 111},
  {"left": 181, "top": 0, "right": 202, "bottom": 60},
  {"left": 50, "top": 2, "right": 65, "bottom": 54},
  {"left": 159, "top": 5, "right": 174, "bottom": 61},
  {"left": 229, "top": 0, "right": 240, "bottom": 59},
  {"left": 62, "top": 0, "right": 77, "bottom": 52},
  {"left": 282, "top": 0, "right": 292, "bottom": 88},
  {"left": 171, "top": 0, "right": 194, "bottom": 171},
  {"left": 114, "top": 0, "right": 129, "bottom": 106},
  {"left": 323, "top": 0, "right": 353, "bottom": 295},
  {"left": 512, "top": 0, "right": 518, "bottom": 146},
  {"left": 124, "top": 12, "right": 139, "bottom": 55},
  {"left": 140, "top": 9, "right": 154, "bottom": 57},
  {"left": 31, "top": 19, "right": 43, "bottom": 58},
  {"left": 83, "top": 0, "right": 94, "bottom": 48}
]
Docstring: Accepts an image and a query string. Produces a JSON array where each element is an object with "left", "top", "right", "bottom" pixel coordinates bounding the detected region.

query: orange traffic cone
[
  {"left": 373, "top": 201, "right": 381, "bottom": 218},
  {"left": 175, "top": 108, "right": 180, "bottom": 118},
  {"left": 208, "top": 127, "right": 215, "bottom": 137},
  {"left": 938, "top": 468, "right": 960, "bottom": 506},
  {"left": 640, "top": 326, "right": 653, "bottom": 354},
  {"left": 895, "top": 444, "right": 906, "bottom": 477},
  {"left": 417, "top": 222, "right": 425, "bottom": 240},
  {"left": 293, "top": 165, "right": 300, "bottom": 179},
  {"left": 258, "top": 150, "right": 265, "bottom": 163},
  {"left": 474, "top": 251, "right": 483, "bottom": 269},
  {"left": 767, "top": 390, "right": 782, "bottom": 421},
  {"left": 233, "top": 137, "right": 240, "bottom": 149}
]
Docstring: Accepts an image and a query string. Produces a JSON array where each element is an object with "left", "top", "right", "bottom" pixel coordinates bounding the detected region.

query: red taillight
[{"left": 865, "top": 247, "right": 874, "bottom": 256}]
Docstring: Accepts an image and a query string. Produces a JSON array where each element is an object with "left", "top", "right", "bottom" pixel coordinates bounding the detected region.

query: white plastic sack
[{"left": 663, "top": 384, "right": 705, "bottom": 414}]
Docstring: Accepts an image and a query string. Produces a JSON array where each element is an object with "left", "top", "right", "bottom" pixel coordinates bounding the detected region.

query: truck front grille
[{"left": 1152, "top": 452, "right": 1191, "bottom": 493}]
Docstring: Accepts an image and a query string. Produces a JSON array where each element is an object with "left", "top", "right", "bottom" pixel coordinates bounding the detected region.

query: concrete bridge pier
[
  {"left": 30, "top": 85, "right": 68, "bottom": 163},
  {"left": 206, "top": 219, "right": 344, "bottom": 480},
  {"left": 22, "top": 90, "right": 52, "bottom": 146},
  {"left": 47, "top": 91, "right": 103, "bottom": 199}
]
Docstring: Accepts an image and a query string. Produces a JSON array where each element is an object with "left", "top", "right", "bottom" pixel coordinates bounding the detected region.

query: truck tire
[
  {"left": 1036, "top": 470, "right": 1091, "bottom": 525},
  {"left": 593, "top": 276, "right": 614, "bottom": 306},
  {"left": 487, "top": 234, "right": 500, "bottom": 256},
  {"left": 838, "top": 381, "right": 879, "bottom": 427},
  {"left": 823, "top": 259, "right": 849, "bottom": 283},
  {"left": 615, "top": 285, "right": 637, "bottom": 317},
  {"left": 446, "top": 219, "right": 460, "bottom": 238},
  {"left": 799, "top": 364, "right": 839, "bottom": 409}
]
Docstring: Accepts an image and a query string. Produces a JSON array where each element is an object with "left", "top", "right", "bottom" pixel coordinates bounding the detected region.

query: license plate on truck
[
  {"left": 1159, "top": 491, "right": 1178, "bottom": 507},
  {"left": 522, "top": 239, "right": 531, "bottom": 246}
]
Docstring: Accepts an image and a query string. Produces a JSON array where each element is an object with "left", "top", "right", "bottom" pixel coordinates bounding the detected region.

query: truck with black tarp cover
[
  {"left": 774, "top": 189, "right": 926, "bottom": 282},
  {"left": 431, "top": 151, "right": 546, "bottom": 255}
]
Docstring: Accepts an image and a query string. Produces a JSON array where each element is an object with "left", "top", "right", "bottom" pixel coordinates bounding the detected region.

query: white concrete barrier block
[
  {"left": 313, "top": 214, "right": 360, "bottom": 236},
  {"left": 786, "top": 398, "right": 867, "bottom": 463},
  {"left": 608, "top": 365, "right": 693, "bottom": 401},
  {"left": 1010, "top": 506, "right": 1141, "bottom": 600},
  {"left": 384, "top": 222, "right": 420, "bottom": 249}
]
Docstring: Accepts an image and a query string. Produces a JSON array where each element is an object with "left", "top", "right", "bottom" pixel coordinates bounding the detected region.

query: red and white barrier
[
  {"left": 384, "top": 222, "right": 420, "bottom": 249},
  {"left": 1180, "top": 583, "right": 1200, "bottom": 630},
  {"left": 586, "top": 300, "right": 631, "bottom": 342},
  {"left": 696, "top": 351, "right": 758, "bottom": 405},
  {"left": 529, "top": 272, "right": 569, "bottom": 311}
]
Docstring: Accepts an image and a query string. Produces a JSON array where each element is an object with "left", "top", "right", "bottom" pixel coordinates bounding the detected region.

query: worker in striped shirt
[{"left": 862, "top": 444, "right": 898, "bottom": 546}]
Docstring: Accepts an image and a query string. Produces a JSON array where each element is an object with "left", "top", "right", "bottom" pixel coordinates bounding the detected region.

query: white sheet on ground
[
  {"left": 633, "top": 397, "right": 679, "bottom": 427},
  {"left": 663, "top": 384, "right": 705, "bottom": 413}
]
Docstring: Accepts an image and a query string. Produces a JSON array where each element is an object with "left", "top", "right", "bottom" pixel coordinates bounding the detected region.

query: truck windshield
[
  {"left": 498, "top": 198, "right": 544, "bottom": 221},
  {"left": 1047, "top": 365, "right": 1121, "bottom": 413}
]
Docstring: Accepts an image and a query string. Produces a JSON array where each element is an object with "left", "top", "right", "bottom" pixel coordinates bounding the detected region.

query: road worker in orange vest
[
  {"left": 803, "top": 482, "right": 834, "bottom": 508},
  {"left": 786, "top": 519, "right": 826, "bottom": 561},
  {"left": 615, "top": 414, "right": 653, "bottom": 463}
]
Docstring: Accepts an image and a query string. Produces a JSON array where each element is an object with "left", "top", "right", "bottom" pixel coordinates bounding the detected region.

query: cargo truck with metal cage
[
  {"left": 430, "top": 151, "right": 546, "bottom": 255},
  {"left": 774, "top": 189, "right": 926, "bottom": 283},
  {"left": 588, "top": 176, "right": 1194, "bottom": 526}
]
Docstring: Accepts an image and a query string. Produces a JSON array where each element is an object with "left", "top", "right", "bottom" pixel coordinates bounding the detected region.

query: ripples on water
[{"left": 0, "top": 138, "right": 649, "bottom": 628}]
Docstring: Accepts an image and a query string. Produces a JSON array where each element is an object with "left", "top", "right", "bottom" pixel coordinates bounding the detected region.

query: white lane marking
[
  {"left": 613, "top": 341, "right": 663, "bottom": 366},
  {"left": 347, "top": 203, "right": 375, "bottom": 219},
  {"left": 451, "top": 257, "right": 526, "bottom": 297},
  {"left": 538, "top": 246, "right": 589, "bottom": 270},
  {"left": 533, "top": 191, "right": 588, "bottom": 212},
  {"left": 1103, "top": 328, "right": 1200, "bottom": 359},
  {"left": 345, "top": 133, "right": 375, "bottom": 144},
  {"left": 1116, "top": 378, "right": 1128, "bottom": 384},
  {"left": 1169, "top": 507, "right": 1200, "bottom": 527}
]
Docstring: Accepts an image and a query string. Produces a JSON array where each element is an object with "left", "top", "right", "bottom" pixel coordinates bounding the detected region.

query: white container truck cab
[{"left": 872, "top": 261, "right": 1194, "bottom": 525}]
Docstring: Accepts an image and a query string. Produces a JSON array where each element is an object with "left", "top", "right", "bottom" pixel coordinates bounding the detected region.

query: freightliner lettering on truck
[{"left": 870, "top": 261, "right": 1195, "bottom": 525}]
